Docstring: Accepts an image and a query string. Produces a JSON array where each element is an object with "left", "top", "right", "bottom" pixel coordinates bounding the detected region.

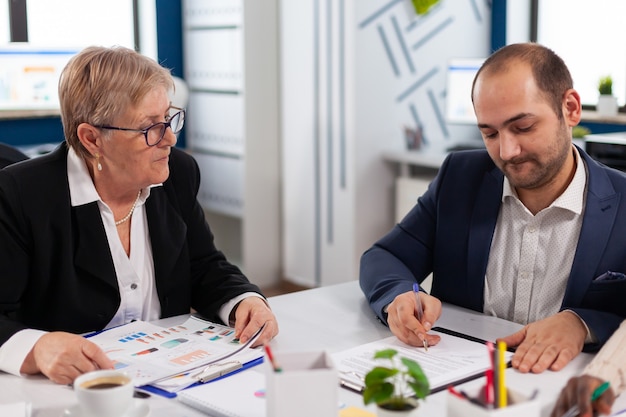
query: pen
[
  {"left": 561, "top": 381, "right": 611, "bottom": 417},
  {"left": 448, "top": 386, "right": 487, "bottom": 408},
  {"left": 412, "top": 283, "right": 428, "bottom": 352},
  {"left": 192, "top": 361, "right": 243, "bottom": 383},
  {"left": 264, "top": 344, "right": 282, "bottom": 373}
]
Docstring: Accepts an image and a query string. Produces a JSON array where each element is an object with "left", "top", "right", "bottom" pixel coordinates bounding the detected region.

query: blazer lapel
[
  {"left": 466, "top": 166, "right": 503, "bottom": 311},
  {"left": 145, "top": 187, "right": 187, "bottom": 296},
  {"left": 73, "top": 202, "right": 118, "bottom": 288},
  {"left": 564, "top": 154, "right": 619, "bottom": 307}
]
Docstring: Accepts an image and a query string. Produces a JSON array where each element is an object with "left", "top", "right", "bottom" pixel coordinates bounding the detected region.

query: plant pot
[
  {"left": 376, "top": 399, "right": 420, "bottom": 417},
  {"left": 597, "top": 95, "right": 618, "bottom": 117}
]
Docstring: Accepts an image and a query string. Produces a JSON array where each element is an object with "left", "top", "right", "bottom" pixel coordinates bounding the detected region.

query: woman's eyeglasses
[{"left": 94, "top": 107, "right": 186, "bottom": 147}]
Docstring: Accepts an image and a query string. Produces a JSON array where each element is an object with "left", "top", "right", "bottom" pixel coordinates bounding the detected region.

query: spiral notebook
[{"left": 177, "top": 370, "right": 266, "bottom": 417}]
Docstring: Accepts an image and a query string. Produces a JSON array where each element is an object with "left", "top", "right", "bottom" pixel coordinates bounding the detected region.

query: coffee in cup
[{"left": 74, "top": 370, "right": 133, "bottom": 417}]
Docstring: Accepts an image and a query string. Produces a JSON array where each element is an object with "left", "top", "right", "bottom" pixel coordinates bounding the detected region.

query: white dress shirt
[
  {"left": 484, "top": 147, "right": 587, "bottom": 325},
  {"left": 0, "top": 148, "right": 260, "bottom": 376}
]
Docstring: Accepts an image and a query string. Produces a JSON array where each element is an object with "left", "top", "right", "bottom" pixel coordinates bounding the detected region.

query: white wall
[
  {"left": 506, "top": 0, "right": 530, "bottom": 44},
  {"left": 281, "top": 0, "right": 491, "bottom": 287}
]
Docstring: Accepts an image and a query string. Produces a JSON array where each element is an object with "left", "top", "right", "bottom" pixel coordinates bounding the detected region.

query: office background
[{"left": 1, "top": 0, "right": 625, "bottom": 293}]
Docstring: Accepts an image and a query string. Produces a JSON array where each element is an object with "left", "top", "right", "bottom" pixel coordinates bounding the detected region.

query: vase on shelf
[{"left": 597, "top": 94, "right": 618, "bottom": 117}]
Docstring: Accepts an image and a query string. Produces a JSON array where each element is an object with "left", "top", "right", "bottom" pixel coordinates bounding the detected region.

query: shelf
[
  {"left": 0, "top": 109, "right": 60, "bottom": 120},
  {"left": 581, "top": 110, "right": 626, "bottom": 125},
  {"left": 383, "top": 150, "right": 447, "bottom": 171}
]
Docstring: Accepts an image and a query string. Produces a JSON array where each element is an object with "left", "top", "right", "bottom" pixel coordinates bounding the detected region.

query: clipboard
[
  {"left": 139, "top": 356, "right": 264, "bottom": 398},
  {"left": 335, "top": 327, "right": 513, "bottom": 396}
]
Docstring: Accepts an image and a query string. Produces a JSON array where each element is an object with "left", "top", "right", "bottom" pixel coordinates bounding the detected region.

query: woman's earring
[{"left": 96, "top": 154, "right": 102, "bottom": 171}]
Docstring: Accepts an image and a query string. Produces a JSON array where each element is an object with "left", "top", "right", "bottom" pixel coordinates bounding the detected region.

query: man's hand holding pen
[{"left": 386, "top": 286, "right": 442, "bottom": 349}]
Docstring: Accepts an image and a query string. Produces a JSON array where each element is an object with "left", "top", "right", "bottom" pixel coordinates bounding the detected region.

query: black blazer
[{"left": 0, "top": 142, "right": 262, "bottom": 345}]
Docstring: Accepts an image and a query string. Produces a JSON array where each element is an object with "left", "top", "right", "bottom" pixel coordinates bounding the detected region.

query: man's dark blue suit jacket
[{"left": 360, "top": 146, "right": 626, "bottom": 351}]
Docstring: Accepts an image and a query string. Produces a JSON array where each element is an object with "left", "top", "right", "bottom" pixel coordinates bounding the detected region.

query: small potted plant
[
  {"left": 363, "top": 349, "right": 429, "bottom": 416},
  {"left": 597, "top": 75, "right": 618, "bottom": 117}
]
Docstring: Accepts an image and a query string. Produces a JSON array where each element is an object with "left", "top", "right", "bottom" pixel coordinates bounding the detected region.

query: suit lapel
[
  {"left": 466, "top": 166, "right": 503, "bottom": 311},
  {"left": 145, "top": 187, "right": 187, "bottom": 296},
  {"left": 564, "top": 153, "right": 619, "bottom": 307},
  {"left": 73, "top": 202, "right": 118, "bottom": 288}
]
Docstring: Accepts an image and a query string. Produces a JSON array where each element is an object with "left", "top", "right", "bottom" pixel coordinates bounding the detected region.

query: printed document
[
  {"left": 86, "top": 315, "right": 263, "bottom": 387},
  {"left": 333, "top": 329, "right": 512, "bottom": 395}
]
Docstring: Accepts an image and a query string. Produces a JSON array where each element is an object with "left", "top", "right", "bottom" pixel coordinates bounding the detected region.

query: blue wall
[{"left": 0, "top": 0, "right": 185, "bottom": 148}]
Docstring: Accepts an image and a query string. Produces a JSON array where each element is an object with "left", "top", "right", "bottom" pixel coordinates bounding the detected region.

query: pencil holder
[
  {"left": 447, "top": 388, "right": 540, "bottom": 417},
  {"left": 266, "top": 350, "right": 337, "bottom": 417}
]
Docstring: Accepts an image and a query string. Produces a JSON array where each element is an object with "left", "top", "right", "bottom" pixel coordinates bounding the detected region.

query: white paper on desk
[
  {"left": 177, "top": 371, "right": 266, "bottom": 417},
  {"left": 332, "top": 330, "right": 513, "bottom": 395},
  {"left": 87, "top": 316, "right": 263, "bottom": 387}
]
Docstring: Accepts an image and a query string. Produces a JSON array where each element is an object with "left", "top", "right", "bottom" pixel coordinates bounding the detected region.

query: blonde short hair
[{"left": 58, "top": 46, "right": 173, "bottom": 159}]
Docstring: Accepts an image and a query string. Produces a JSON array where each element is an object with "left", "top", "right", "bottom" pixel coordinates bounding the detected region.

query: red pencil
[
  {"left": 447, "top": 385, "right": 465, "bottom": 399},
  {"left": 264, "top": 344, "right": 282, "bottom": 372},
  {"left": 485, "top": 341, "right": 495, "bottom": 407}
]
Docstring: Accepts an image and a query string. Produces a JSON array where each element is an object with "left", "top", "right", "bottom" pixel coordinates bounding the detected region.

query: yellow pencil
[{"left": 497, "top": 340, "right": 507, "bottom": 408}]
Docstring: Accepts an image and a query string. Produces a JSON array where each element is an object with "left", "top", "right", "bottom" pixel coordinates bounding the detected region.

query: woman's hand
[
  {"left": 550, "top": 375, "right": 615, "bottom": 417},
  {"left": 21, "top": 332, "right": 114, "bottom": 384},
  {"left": 232, "top": 297, "right": 279, "bottom": 347}
]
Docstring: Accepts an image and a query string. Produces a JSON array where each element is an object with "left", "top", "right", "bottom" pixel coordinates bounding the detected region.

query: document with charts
[
  {"left": 86, "top": 315, "right": 263, "bottom": 387},
  {"left": 332, "top": 329, "right": 512, "bottom": 395}
]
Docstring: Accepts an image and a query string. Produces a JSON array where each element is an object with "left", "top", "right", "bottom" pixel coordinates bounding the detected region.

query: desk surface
[{"left": 0, "top": 281, "right": 593, "bottom": 417}]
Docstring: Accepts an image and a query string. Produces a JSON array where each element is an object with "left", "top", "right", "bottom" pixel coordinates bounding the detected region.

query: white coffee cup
[{"left": 74, "top": 370, "right": 134, "bottom": 417}]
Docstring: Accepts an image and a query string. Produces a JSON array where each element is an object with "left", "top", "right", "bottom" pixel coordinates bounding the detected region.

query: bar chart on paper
[
  {"left": 169, "top": 349, "right": 212, "bottom": 366},
  {"left": 87, "top": 316, "right": 264, "bottom": 386}
]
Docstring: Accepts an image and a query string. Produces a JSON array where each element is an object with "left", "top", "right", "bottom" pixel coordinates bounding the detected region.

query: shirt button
[{"left": 131, "top": 283, "right": 138, "bottom": 290}]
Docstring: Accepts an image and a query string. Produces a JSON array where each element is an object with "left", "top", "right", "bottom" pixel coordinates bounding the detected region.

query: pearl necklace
[{"left": 115, "top": 191, "right": 142, "bottom": 226}]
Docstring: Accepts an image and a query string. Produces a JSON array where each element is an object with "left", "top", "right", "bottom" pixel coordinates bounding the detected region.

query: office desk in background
[{"left": 0, "top": 281, "right": 594, "bottom": 417}]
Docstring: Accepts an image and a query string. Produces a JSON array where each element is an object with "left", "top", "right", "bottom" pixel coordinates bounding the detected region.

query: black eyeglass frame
[{"left": 93, "top": 106, "right": 186, "bottom": 147}]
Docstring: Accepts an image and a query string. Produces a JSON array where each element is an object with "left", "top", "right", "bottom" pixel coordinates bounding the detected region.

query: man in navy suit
[{"left": 360, "top": 43, "right": 626, "bottom": 374}]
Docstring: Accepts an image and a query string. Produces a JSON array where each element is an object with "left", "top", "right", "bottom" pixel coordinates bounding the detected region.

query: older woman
[{"left": 0, "top": 46, "right": 278, "bottom": 384}]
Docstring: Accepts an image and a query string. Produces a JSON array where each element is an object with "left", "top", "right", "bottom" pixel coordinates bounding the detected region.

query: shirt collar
[
  {"left": 67, "top": 146, "right": 161, "bottom": 208},
  {"left": 502, "top": 146, "right": 587, "bottom": 215},
  {"left": 67, "top": 146, "right": 100, "bottom": 207}
]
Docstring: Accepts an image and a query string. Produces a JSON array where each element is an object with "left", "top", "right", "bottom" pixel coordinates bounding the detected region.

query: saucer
[{"left": 62, "top": 399, "right": 149, "bottom": 417}]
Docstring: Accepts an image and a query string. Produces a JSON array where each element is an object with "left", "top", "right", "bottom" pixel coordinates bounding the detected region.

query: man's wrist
[{"left": 562, "top": 309, "right": 596, "bottom": 344}]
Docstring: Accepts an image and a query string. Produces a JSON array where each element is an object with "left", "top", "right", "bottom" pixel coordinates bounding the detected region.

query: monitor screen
[
  {"left": 444, "top": 58, "right": 485, "bottom": 125},
  {"left": 0, "top": 45, "right": 80, "bottom": 111}
]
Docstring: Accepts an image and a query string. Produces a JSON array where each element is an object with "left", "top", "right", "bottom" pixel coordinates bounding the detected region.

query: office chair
[{"left": 0, "top": 142, "right": 29, "bottom": 169}]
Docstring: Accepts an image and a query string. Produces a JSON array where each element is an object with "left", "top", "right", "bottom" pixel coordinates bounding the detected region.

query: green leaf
[
  {"left": 401, "top": 357, "right": 430, "bottom": 399},
  {"left": 407, "top": 379, "right": 430, "bottom": 399},
  {"left": 365, "top": 366, "right": 397, "bottom": 385},
  {"left": 401, "top": 357, "right": 423, "bottom": 378},
  {"left": 373, "top": 349, "right": 397, "bottom": 360},
  {"left": 363, "top": 382, "right": 394, "bottom": 405},
  {"left": 411, "top": 0, "right": 440, "bottom": 15},
  {"left": 599, "top": 75, "right": 613, "bottom": 95}
]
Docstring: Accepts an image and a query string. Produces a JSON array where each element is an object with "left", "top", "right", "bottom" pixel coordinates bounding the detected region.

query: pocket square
[{"left": 594, "top": 271, "right": 626, "bottom": 281}]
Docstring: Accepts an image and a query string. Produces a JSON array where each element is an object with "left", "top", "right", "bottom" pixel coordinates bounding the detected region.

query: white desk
[{"left": 0, "top": 281, "right": 593, "bottom": 416}]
